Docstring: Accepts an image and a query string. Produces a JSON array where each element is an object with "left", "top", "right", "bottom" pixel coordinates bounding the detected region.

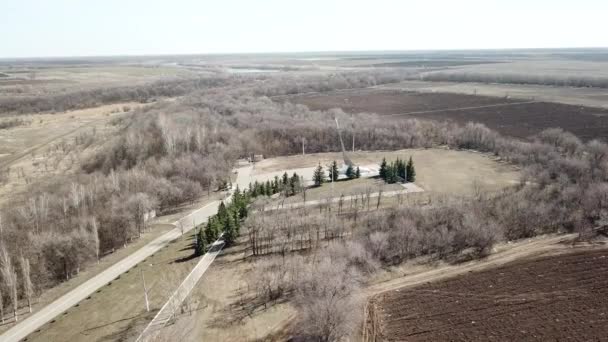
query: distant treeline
[
  {"left": 421, "top": 70, "right": 608, "bottom": 89},
  {"left": 0, "top": 76, "right": 233, "bottom": 115}
]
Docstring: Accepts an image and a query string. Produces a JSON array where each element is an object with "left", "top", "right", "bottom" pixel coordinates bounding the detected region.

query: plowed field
[{"left": 372, "top": 249, "right": 608, "bottom": 341}]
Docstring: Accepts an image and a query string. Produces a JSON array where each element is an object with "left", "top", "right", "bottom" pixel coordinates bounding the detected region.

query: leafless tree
[
  {"left": 1, "top": 245, "right": 18, "bottom": 322},
  {"left": 19, "top": 256, "right": 33, "bottom": 313}
]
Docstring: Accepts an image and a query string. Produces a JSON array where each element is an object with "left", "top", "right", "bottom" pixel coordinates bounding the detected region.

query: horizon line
[{"left": 2, "top": 46, "right": 608, "bottom": 61}]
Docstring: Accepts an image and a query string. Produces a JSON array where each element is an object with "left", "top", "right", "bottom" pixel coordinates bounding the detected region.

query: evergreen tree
[
  {"left": 313, "top": 163, "right": 326, "bottom": 186},
  {"left": 387, "top": 162, "right": 399, "bottom": 184},
  {"left": 355, "top": 166, "right": 361, "bottom": 178},
  {"left": 273, "top": 176, "right": 280, "bottom": 193},
  {"left": 282, "top": 172, "right": 289, "bottom": 187},
  {"left": 406, "top": 156, "right": 416, "bottom": 182},
  {"left": 195, "top": 227, "right": 207, "bottom": 255},
  {"left": 265, "top": 180, "right": 272, "bottom": 196},
  {"left": 346, "top": 164, "right": 355, "bottom": 179},
  {"left": 379, "top": 157, "right": 388, "bottom": 180},
  {"left": 397, "top": 158, "right": 406, "bottom": 181},
  {"left": 329, "top": 160, "right": 339, "bottom": 182},
  {"left": 289, "top": 172, "right": 300, "bottom": 195},
  {"left": 223, "top": 214, "right": 237, "bottom": 245},
  {"left": 217, "top": 201, "right": 228, "bottom": 221}
]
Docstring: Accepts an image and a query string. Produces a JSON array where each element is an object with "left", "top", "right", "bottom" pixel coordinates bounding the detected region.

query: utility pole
[{"left": 141, "top": 269, "right": 150, "bottom": 312}]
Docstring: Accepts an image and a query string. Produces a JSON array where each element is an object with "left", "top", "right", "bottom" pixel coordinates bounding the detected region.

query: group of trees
[
  {"left": 0, "top": 244, "right": 33, "bottom": 323},
  {"left": 422, "top": 70, "right": 608, "bottom": 89},
  {"left": 249, "top": 172, "right": 304, "bottom": 198},
  {"left": 313, "top": 161, "right": 361, "bottom": 187},
  {"left": 379, "top": 157, "right": 416, "bottom": 184},
  {"left": 195, "top": 187, "right": 250, "bottom": 255}
]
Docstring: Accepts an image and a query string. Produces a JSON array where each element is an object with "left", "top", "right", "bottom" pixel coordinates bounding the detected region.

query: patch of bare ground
[{"left": 364, "top": 235, "right": 608, "bottom": 341}]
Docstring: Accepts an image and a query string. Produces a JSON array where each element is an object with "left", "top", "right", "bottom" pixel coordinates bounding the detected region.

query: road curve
[{"left": 0, "top": 165, "right": 253, "bottom": 342}]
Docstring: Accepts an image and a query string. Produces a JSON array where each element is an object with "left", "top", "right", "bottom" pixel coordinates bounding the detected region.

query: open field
[
  {"left": 0, "top": 64, "right": 195, "bottom": 98},
  {"left": 284, "top": 89, "right": 608, "bottom": 140},
  {"left": 254, "top": 149, "right": 519, "bottom": 196},
  {"left": 370, "top": 247, "right": 608, "bottom": 341},
  {"left": 379, "top": 80, "right": 608, "bottom": 109}
]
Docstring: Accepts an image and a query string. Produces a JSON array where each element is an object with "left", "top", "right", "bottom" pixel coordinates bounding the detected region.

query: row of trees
[
  {"left": 379, "top": 157, "right": 416, "bottom": 183},
  {"left": 249, "top": 172, "right": 304, "bottom": 198},
  {"left": 195, "top": 187, "right": 250, "bottom": 255},
  {"left": 313, "top": 161, "right": 361, "bottom": 187},
  {"left": 422, "top": 70, "right": 608, "bottom": 89}
]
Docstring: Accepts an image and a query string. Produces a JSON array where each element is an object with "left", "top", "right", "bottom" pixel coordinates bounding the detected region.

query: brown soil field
[
  {"left": 284, "top": 89, "right": 608, "bottom": 140},
  {"left": 371, "top": 248, "right": 608, "bottom": 342},
  {"left": 283, "top": 90, "right": 515, "bottom": 115}
]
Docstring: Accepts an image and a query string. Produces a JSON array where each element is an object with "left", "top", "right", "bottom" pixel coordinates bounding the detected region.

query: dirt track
[{"left": 364, "top": 235, "right": 608, "bottom": 341}]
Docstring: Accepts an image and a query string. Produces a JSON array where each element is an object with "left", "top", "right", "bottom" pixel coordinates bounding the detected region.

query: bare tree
[
  {"left": 1, "top": 246, "right": 18, "bottom": 322},
  {"left": 19, "top": 256, "right": 33, "bottom": 313}
]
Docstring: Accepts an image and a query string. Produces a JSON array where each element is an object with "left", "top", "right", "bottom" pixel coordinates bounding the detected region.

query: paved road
[{"left": 0, "top": 165, "right": 253, "bottom": 342}]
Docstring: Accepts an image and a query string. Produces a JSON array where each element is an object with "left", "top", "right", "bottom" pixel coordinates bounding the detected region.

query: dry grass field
[{"left": 0, "top": 65, "right": 194, "bottom": 98}]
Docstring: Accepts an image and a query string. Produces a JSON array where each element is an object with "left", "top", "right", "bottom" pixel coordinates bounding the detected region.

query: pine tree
[
  {"left": 355, "top": 166, "right": 361, "bottom": 178},
  {"left": 379, "top": 157, "right": 388, "bottom": 180},
  {"left": 217, "top": 201, "right": 228, "bottom": 221},
  {"left": 329, "top": 160, "right": 339, "bottom": 182},
  {"left": 282, "top": 172, "right": 289, "bottom": 187},
  {"left": 397, "top": 158, "right": 406, "bottom": 182},
  {"left": 289, "top": 172, "right": 300, "bottom": 195},
  {"left": 273, "top": 176, "right": 280, "bottom": 193},
  {"left": 223, "top": 214, "right": 237, "bottom": 245},
  {"left": 313, "top": 163, "right": 326, "bottom": 186},
  {"left": 346, "top": 164, "right": 355, "bottom": 179},
  {"left": 385, "top": 163, "right": 393, "bottom": 184},
  {"left": 406, "top": 156, "right": 416, "bottom": 182},
  {"left": 195, "top": 227, "right": 207, "bottom": 255}
]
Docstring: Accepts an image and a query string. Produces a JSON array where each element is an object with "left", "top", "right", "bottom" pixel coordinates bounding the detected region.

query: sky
[{"left": 2, "top": 0, "right": 607, "bottom": 58}]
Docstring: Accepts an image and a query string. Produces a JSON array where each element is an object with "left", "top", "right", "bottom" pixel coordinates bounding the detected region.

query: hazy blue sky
[{"left": 2, "top": 0, "right": 607, "bottom": 58}]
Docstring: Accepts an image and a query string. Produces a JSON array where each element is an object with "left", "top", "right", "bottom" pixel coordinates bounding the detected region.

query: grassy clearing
[{"left": 254, "top": 148, "right": 520, "bottom": 197}]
